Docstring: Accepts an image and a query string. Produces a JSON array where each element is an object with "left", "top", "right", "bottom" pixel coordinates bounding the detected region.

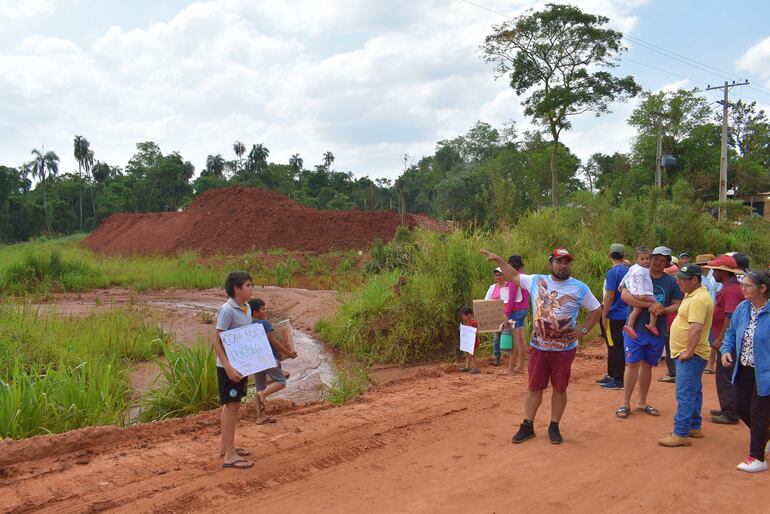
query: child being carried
[{"left": 622, "top": 246, "right": 659, "bottom": 339}]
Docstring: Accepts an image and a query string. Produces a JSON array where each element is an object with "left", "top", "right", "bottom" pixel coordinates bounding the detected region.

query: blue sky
[{"left": 3, "top": 0, "right": 770, "bottom": 181}]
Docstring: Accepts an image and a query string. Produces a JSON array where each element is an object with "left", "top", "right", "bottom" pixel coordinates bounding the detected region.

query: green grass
[
  {"left": 324, "top": 366, "right": 369, "bottom": 406},
  {"left": 0, "top": 235, "right": 362, "bottom": 296},
  {"left": 138, "top": 341, "right": 219, "bottom": 422},
  {"left": 0, "top": 304, "right": 170, "bottom": 439}
]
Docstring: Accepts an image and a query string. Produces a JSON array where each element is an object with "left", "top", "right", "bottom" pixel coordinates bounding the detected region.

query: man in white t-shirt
[{"left": 482, "top": 247, "right": 602, "bottom": 444}]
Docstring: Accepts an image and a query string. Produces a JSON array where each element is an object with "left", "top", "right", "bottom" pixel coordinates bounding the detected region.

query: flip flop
[
  {"left": 637, "top": 405, "right": 660, "bottom": 416},
  {"left": 256, "top": 416, "right": 277, "bottom": 425},
  {"left": 219, "top": 447, "right": 250, "bottom": 457},
  {"left": 622, "top": 326, "right": 638, "bottom": 339},
  {"left": 222, "top": 459, "right": 253, "bottom": 469},
  {"left": 616, "top": 406, "right": 631, "bottom": 419},
  {"left": 704, "top": 369, "right": 715, "bottom": 375}
]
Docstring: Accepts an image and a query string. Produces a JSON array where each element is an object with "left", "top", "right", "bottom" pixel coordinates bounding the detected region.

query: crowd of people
[{"left": 479, "top": 244, "right": 770, "bottom": 474}]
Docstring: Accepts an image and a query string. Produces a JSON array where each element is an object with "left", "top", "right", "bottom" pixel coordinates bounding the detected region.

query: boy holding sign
[
  {"left": 459, "top": 306, "right": 480, "bottom": 374},
  {"left": 248, "top": 298, "right": 297, "bottom": 425},
  {"left": 214, "top": 271, "right": 254, "bottom": 469}
]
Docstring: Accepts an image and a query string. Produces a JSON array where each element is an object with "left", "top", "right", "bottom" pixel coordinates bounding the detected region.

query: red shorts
[{"left": 527, "top": 347, "right": 577, "bottom": 393}]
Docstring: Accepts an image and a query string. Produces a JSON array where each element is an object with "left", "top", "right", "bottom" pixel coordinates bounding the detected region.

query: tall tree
[
  {"left": 247, "top": 143, "right": 269, "bottom": 175},
  {"left": 29, "top": 148, "right": 60, "bottom": 232},
  {"left": 233, "top": 141, "right": 245, "bottom": 171},
  {"left": 205, "top": 154, "right": 225, "bottom": 178},
  {"left": 482, "top": 3, "right": 640, "bottom": 207},
  {"left": 73, "top": 135, "right": 90, "bottom": 229},
  {"left": 289, "top": 153, "right": 304, "bottom": 175},
  {"left": 322, "top": 151, "right": 335, "bottom": 169}
]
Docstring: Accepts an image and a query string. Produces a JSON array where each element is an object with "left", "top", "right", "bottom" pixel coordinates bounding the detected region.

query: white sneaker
[{"left": 737, "top": 456, "right": 768, "bottom": 473}]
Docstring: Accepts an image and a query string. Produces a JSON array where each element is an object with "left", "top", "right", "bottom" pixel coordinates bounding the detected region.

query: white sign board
[
  {"left": 220, "top": 323, "right": 277, "bottom": 376},
  {"left": 459, "top": 324, "right": 478, "bottom": 355}
]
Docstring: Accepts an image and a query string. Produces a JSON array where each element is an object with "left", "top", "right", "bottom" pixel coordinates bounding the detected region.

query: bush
[
  {"left": 138, "top": 341, "right": 219, "bottom": 422},
  {"left": 324, "top": 366, "right": 368, "bottom": 406}
]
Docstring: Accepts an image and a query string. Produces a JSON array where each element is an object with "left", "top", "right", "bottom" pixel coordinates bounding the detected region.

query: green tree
[
  {"left": 233, "top": 141, "right": 245, "bottom": 172},
  {"left": 247, "top": 143, "right": 269, "bottom": 176},
  {"left": 73, "top": 135, "right": 95, "bottom": 229},
  {"left": 29, "top": 148, "right": 60, "bottom": 232},
  {"left": 481, "top": 3, "right": 640, "bottom": 207},
  {"left": 204, "top": 154, "right": 225, "bottom": 178},
  {"left": 289, "top": 153, "right": 304, "bottom": 175},
  {"left": 323, "top": 151, "right": 335, "bottom": 169}
]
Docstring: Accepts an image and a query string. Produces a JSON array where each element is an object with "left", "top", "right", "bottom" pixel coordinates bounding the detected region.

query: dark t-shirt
[
  {"left": 605, "top": 263, "right": 630, "bottom": 320},
  {"left": 626, "top": 273, "right": 682, "bottom": 337},
  {"left": 252, "top": 319, "right": 276, "bottom": 357}
]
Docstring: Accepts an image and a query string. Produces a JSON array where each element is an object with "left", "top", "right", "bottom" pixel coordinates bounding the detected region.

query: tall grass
[
  {"left": 138, "top": 341, "right": 219, "bottom": 422},
  {"left": 318, "top": 191, "right": 770, "bottom": 365},
  {"left": 0, "top": 234, "right": 362, "bottom": 296},
  {"left": 324, "top": 366, "right": 369, "bottom": 406},
  {"left": 0, "top": 305, "right": 169, "bottom": 439}
]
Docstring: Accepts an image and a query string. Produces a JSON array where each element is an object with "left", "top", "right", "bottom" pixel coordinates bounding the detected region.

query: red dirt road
[{"left": 1, "top": 345, "right": 768, "bottom": 513}]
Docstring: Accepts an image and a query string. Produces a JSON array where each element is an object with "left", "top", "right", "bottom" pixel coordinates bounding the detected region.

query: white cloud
[
  {"left": 737, "top": 35, "right": 770, "bottom": 82},
  {"left": 0, "top": 0, "right": 649, "bottom": 179},
  {"left": 0, "top": 0, "right": 55, "bottom": 22}
]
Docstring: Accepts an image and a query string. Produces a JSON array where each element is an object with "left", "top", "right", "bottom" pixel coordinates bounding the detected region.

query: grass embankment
[
  {"left": 318, "top": 191, "right": 770, "bottom": 365},
  {"left": 0, "top": 234, "right": 362, "bottom": 297},
  {"left": 0, "top": 305, "right": 170, "bottom": 439}
]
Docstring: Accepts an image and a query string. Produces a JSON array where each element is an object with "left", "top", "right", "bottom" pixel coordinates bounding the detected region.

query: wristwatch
[{"left": 579, "top": 327, "right": 588, "bottom": 336}]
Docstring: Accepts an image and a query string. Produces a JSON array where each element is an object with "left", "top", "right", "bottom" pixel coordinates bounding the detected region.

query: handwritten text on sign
[
  {"left": 220, "top": 323, "right": 276, "bottom": 376},
  {"left": 472, "top": 299, "right": 508, "bottom": 333}
]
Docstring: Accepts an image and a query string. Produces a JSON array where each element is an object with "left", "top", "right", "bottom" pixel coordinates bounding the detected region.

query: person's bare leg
[
  {"left": 621, "top": 362, "right": 640, "bottom": 409},
  {"left": 221, "top": 402, "right": 242, "bottom": 463},
  {"left": 706, "top": 348, "right": 716, "bottom": 373},
  {"left": 524, "top": 389, "right": 543, "bottom": 421},
  {"left": 500, "top": 350, "right": 515, "bottom": 375},
  {"left": 515, "top": 329, "right": 526, "bottom": 373},
  {"left": 551, "top": 390, "right": 568, "bottom": 423},
  {"left": 636, "top": 362, "right": 653, "bottom": 407}
]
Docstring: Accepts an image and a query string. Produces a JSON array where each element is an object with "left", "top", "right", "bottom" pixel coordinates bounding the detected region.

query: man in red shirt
[{"left": 704, "top": 255, "right": 744, "bottom": 424}]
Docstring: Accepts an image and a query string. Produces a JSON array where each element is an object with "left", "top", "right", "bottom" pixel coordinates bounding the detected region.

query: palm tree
[
  {"left": 247, "top": 143, "right": 269, "bottom": 174},
  {"left": 205, "top": 154, "right": 225, "bottom": 178},
  {"left": 323, "top": 151, "right": 335, "bottom": 169},
  {"left": 233, "top": 141, "right": 245, "bottom": 171},
  {"left": 73, "top": 135, "right": 92, "bottom": 229},
  {"left": 289, "top": 153, "right": 303, "bottom": 175},
  {"left": 30, "top": 147, "right": 60, "bottom": 232}
]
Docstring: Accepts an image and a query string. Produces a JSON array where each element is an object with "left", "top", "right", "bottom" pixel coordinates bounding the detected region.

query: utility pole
[
  {"left": 706, "top": 80, "right": 750, "bottom": 221},
  {"left": 654, "top": 113, "right": 663, "bottom": 188}
]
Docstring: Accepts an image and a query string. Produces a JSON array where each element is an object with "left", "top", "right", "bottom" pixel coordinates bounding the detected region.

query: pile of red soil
[{"left": 81, "top": 186, "right": 442, "bottom": 255}]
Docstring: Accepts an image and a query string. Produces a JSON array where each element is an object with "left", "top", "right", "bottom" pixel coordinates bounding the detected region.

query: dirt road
[{"left": 2, "top": 341, "right": 768, "bottom": 513}]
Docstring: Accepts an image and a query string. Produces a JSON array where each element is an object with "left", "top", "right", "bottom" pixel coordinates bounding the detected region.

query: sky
[{"left": 3, "top": 0, "right": 770, "bottom": 181}]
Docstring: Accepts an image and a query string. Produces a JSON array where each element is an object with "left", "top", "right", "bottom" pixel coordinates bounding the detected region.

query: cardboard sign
[
  {"left": 472, "top": 299, "right": 508, "bottom": 333},
  {"left": 459, "top": 324, "right": 478, "bottom": 354},
  {"left": 220, "top": 323, "right": 277, "bottom": 376},
  {"left": 273, "top": 319, "right": 296, "bottom": 361}
]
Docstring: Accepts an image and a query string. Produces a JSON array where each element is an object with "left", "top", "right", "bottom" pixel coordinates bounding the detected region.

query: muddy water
[{"left": 272, "top": 329, "right": 335, "bottom": 404}]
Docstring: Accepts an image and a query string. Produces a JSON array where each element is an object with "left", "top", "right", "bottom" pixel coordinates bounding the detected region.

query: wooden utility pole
[{"left": 706, "top": 80, "right": 749, "bottom": 221}]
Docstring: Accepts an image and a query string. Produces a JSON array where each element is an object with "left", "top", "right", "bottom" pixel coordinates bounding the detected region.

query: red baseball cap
[{"left": 550, "top": 247, "right": 574, "bottom": 262}]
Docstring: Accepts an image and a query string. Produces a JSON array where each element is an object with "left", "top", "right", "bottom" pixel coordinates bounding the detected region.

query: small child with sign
[
  {"left": 248, "top": 298, "right": 298, "bottom": 425},
  {"left": 459, "top": 306, "right": 480, "bottom": 374},
  {"left": 214, "top": 271, "right": 254, "bottom": 470}
]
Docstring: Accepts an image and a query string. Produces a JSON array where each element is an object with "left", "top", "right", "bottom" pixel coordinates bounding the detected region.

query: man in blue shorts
[{"left": 615, "top": 246, "right": 682, "bottom": 419}]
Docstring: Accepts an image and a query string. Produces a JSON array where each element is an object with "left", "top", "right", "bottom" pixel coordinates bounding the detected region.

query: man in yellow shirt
[{"left": 659, "top": 264, "right": 714, "bottom": 447}]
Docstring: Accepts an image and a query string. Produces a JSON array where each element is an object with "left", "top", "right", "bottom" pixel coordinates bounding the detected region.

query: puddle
[{"left": 271, "top": 329, "right": 335, "bottom": 404}]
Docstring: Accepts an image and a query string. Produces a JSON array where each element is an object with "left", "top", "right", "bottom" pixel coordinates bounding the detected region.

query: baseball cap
[
  {"left": 679, "top": 252, "right": 690, "bottom": 258},
  {"left": 493, "top": 267, "right": 502, "bottom": 273},
  {"left": 652, "top": 246, "right": 672, "bottom": 257},
  {"left": 609, "top": 243, "right": 625, "bottom": 256},
  {"left": 676, "top": 264, "right": 702, "bottom": 280},
  {"left": 549, "top": 247, "right": 573, "bottom": 262}
]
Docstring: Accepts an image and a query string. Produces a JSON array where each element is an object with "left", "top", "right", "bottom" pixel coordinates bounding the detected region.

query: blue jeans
[
  {"left": 492, "top": 332, "right": 501, "bottom": 358},
  {"left": 673, "top": 355, "right": 707, "bottom": 436}
]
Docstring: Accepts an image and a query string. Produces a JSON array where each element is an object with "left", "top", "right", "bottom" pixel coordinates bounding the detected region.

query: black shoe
[
  {"left": 512, "top": 421, "right": 535, "bottom": 444},
  {"left": 548, "top": 422, "right": 563, "bottom": 445},
  {"left": 595, "top": 375, "right": 612, "bottom": 384},
  {"left": 491, "top": 357, "right": 500, "bottom": 366},
  {"left": 709, "top": 409, "right": 722, "bottom": 417},
  {"left": 711, "top": 414, "right": 739, "bottom": 425}
]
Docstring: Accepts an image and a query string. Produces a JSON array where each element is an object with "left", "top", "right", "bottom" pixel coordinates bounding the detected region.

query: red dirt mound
[{"left": 82, "top": 186, "right": 441, "bottom": 255}]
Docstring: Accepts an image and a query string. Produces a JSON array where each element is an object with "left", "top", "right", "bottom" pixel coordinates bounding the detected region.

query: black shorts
[{"left": 217, "top": 366, "right": 248, "bottom": 404}]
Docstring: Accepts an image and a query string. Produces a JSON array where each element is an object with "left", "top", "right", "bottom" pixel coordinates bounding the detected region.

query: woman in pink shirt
[{"left": 504, "top": 255, "right": 530, "bottom": 375}]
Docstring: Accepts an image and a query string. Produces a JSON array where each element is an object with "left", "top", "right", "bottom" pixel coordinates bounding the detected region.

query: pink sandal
[{"left": 623, "top": 325, "right": 638, "bottom": 339}]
